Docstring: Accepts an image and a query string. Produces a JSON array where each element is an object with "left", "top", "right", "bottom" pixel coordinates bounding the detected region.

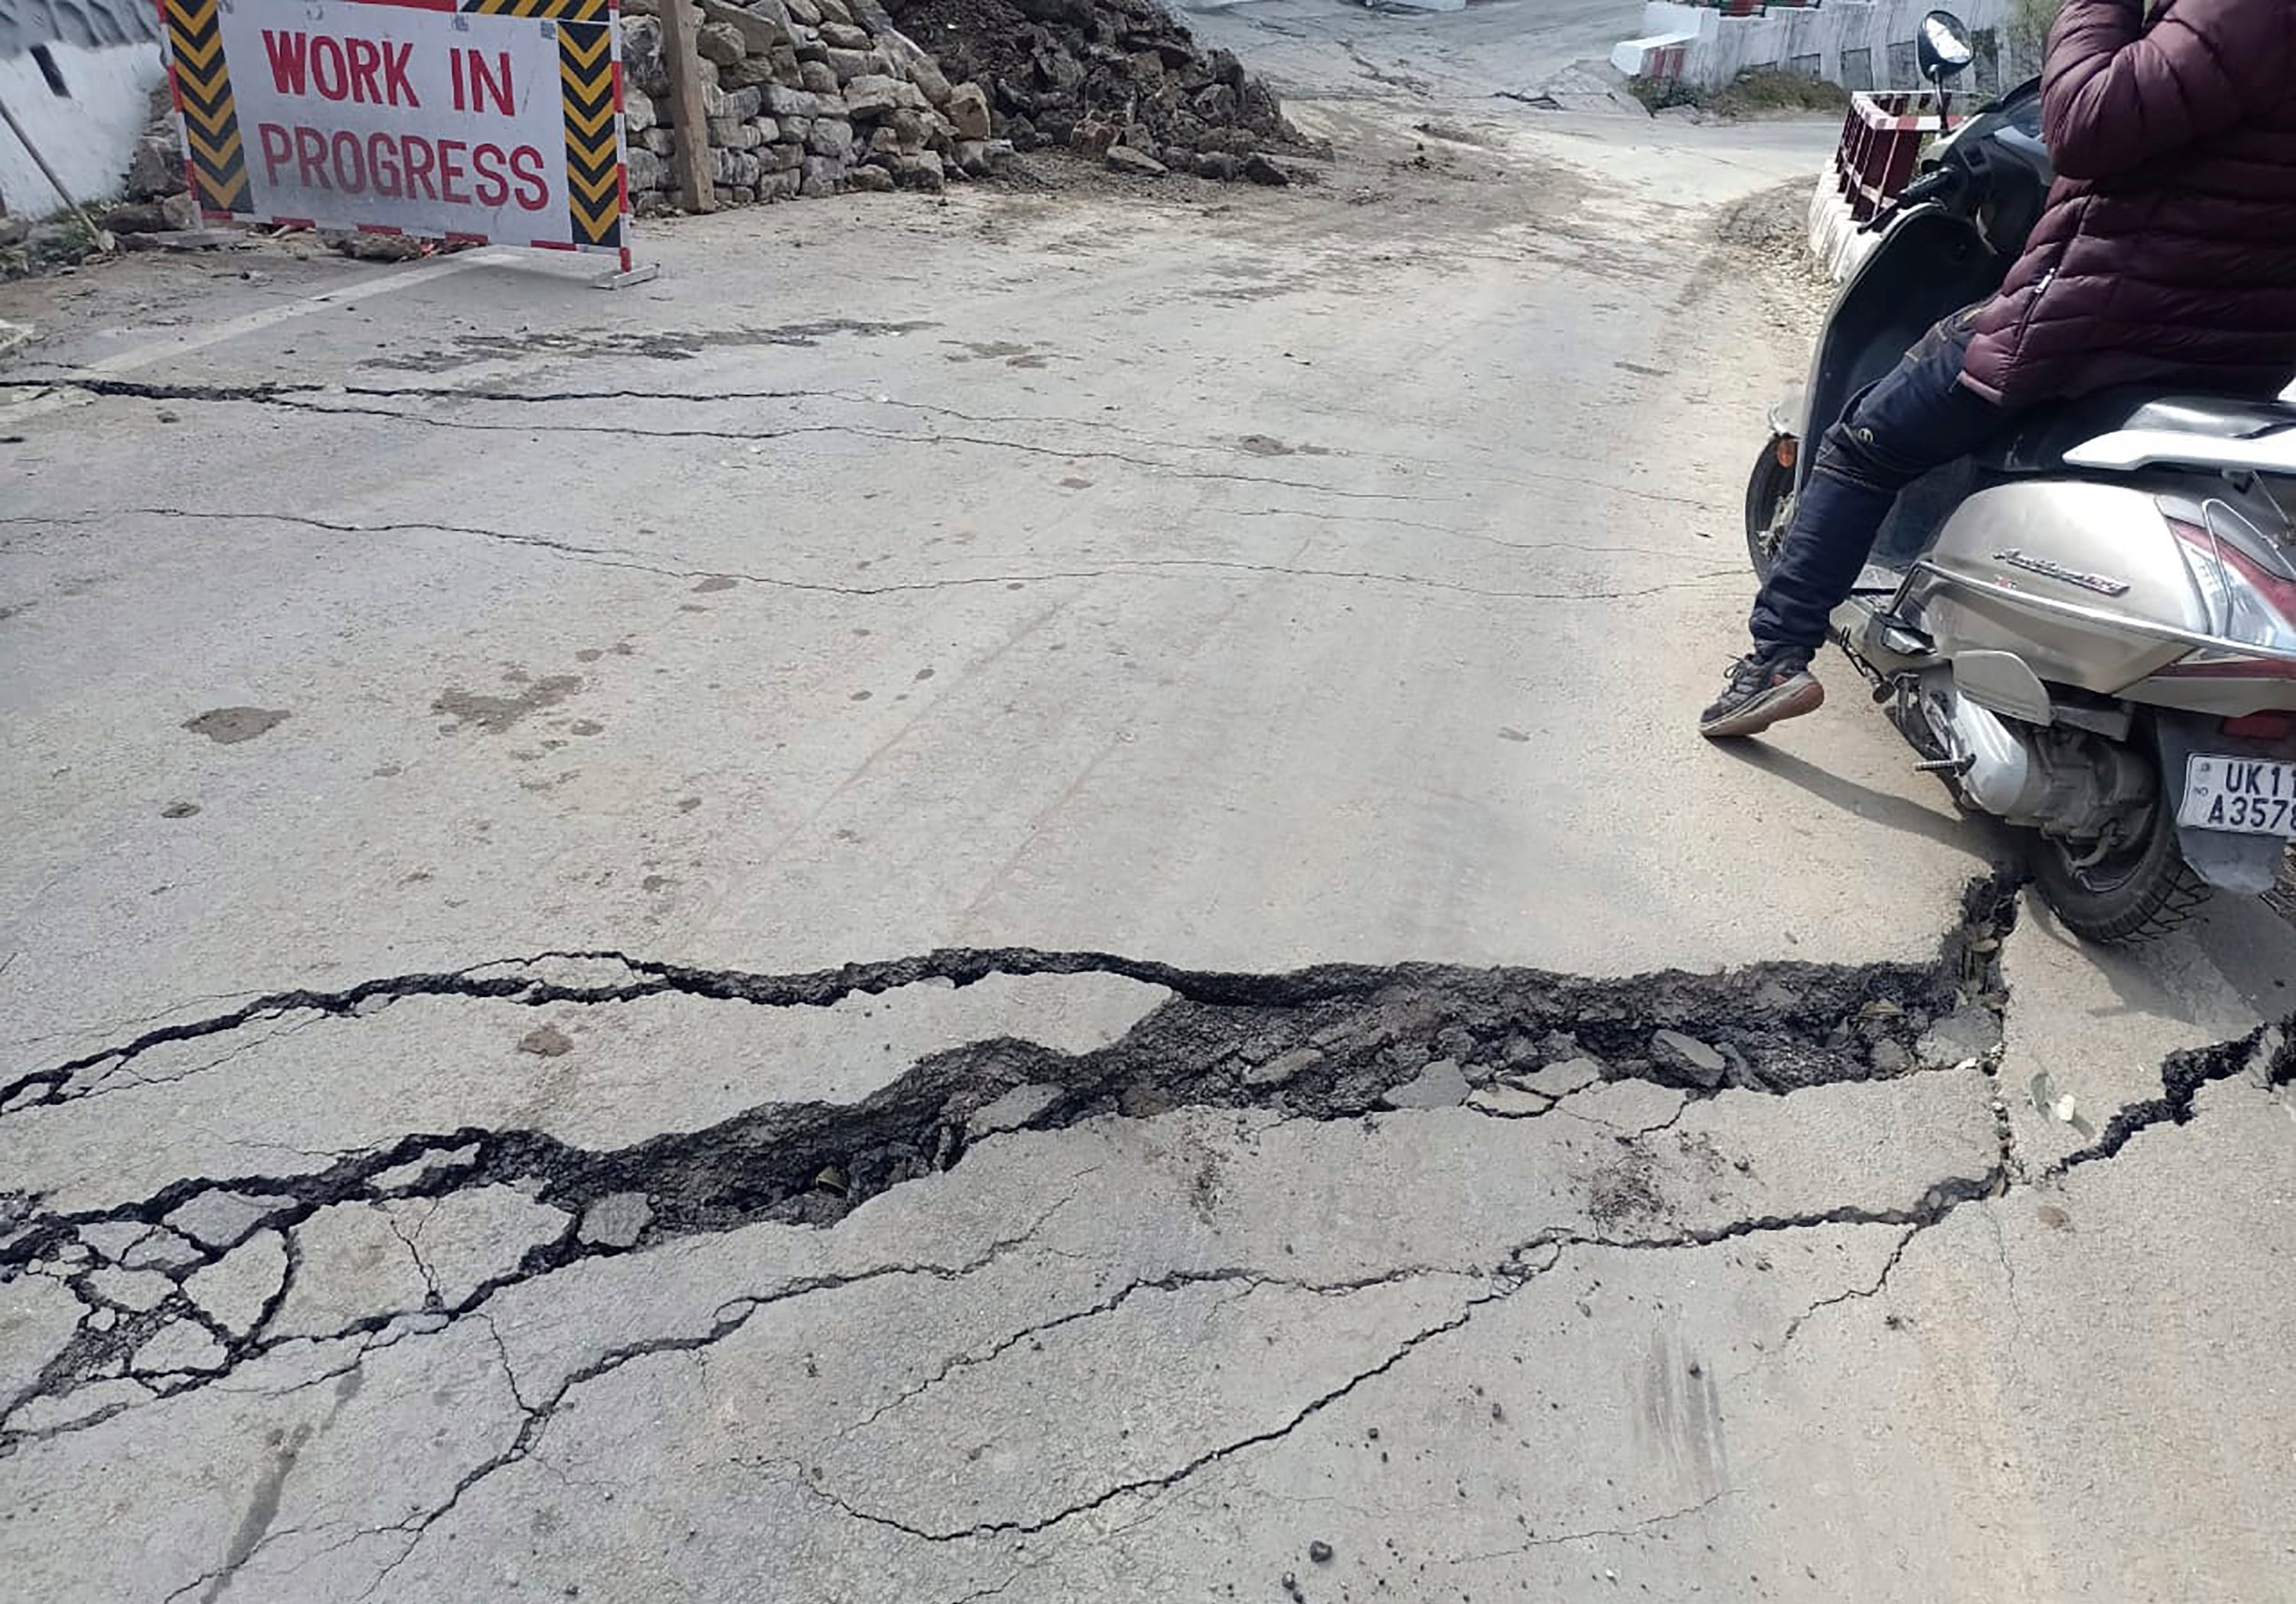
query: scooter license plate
[{"left": 2178, "top": 755, "right": 2296, "bottom": 836}]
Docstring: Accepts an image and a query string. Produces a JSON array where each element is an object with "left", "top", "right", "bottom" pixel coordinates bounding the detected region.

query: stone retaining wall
[{"left": 619, "top": 0, "right": 1003, "bottom": 203}]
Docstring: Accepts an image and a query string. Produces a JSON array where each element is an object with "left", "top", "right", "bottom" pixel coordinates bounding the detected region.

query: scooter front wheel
[
  {"left": 2030, "top": 800, "right": 2209, "bottom": 945},
  {"left": 1744, "top": 438, "right": 1795, "bottom": 584}
]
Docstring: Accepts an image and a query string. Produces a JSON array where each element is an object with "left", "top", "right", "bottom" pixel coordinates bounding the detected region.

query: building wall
[
  {"left": 1616, "top": 0, "right": 2039, "bottom": 94},
  {"left": 2, "top": 0, "right": 165, "bottom": 216}
]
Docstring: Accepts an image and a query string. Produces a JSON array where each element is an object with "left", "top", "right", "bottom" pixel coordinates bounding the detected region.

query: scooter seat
[{"left": 1985, "top": 386, "right": 2296, "bottom": 474}]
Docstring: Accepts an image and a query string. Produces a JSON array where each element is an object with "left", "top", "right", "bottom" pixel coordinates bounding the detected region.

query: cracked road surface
[{"left": 5, "top": 49, "right": 2296, "bottom": 1604}]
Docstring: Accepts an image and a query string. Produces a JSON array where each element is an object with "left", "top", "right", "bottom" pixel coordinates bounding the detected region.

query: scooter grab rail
[{"left": 2063, "top": 428, "right": 2296, "bottom": 476}]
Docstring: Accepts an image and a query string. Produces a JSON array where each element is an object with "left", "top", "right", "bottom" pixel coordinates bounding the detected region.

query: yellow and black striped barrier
[
  {"left": 558, "top": 19, "right": 623, "bottom": 248},
  {"left": 162, "top": 0, "right": 252, "bottom": 217}
]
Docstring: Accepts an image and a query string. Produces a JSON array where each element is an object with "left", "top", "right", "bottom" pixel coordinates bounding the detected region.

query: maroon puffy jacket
[{"left": 1961, "top": 0, "right": 2296, "bottom": 406}]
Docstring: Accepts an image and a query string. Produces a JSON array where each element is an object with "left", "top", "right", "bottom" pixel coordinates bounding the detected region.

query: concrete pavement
[
  {"left": 1, "top": 108, "right": 1970, "bottom": 1062},
  {"left": 3, "top": 41, "right": 2292, "bottom": 1604}
]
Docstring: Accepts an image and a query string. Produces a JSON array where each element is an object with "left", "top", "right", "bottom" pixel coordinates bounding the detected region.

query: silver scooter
[{"left": 1748, "top": 13, "right": 2296, "bottom": 943}]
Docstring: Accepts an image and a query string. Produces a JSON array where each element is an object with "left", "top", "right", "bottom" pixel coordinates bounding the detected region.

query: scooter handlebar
[{"left": 1859, "top": 167, "right": 1963, "bottom": 233}]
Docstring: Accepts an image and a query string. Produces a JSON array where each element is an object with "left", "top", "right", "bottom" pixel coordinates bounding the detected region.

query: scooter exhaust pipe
[
  {"left": 1923, "top": 683, "right": 2051, "bottom": 820},
  {"left": 1947, "top": 693, "right": 2042, "bottom": 817}
]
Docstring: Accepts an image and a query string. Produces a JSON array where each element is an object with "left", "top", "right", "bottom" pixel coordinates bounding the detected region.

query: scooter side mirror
[{"left": 1918, "top": 9, "right": 1975, "bottom": 85}]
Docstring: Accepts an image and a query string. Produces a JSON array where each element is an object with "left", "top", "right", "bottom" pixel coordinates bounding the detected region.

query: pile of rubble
[
  {"left": 883, "top": 0, "right": 1301, "bottom": 178},
  {"left": 55, "top": 0, "right": 1301, "bottom": 257},
  {"left": 618, "top": 0, "right": 1302, "bottom": 201},
  {"left": 3, "top": 85, "right": 193, "bottom": 272},
  {"left": 619, "top": 0, "right": 1009, "bottom": 202},
  {"left": 123, "top": 84, "right": 191, "bottom": 207}
]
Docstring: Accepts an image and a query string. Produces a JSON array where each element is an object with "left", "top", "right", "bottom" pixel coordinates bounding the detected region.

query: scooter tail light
[
  {"left": 2223, "top": 711, "right": 2296, "bottom": 740},
  {"left": 2167, "top": 518, "right": 2296, "bottom": 659}
]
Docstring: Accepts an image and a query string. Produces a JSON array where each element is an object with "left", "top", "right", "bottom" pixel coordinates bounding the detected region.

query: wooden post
[
  {"left": 659, "top": 0, "right": 716, "bottom": 213},
  {"left": 0, "top": 92, "right": 114, "bottom": 250}
]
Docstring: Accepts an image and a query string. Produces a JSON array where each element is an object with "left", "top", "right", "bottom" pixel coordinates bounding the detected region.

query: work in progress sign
[{"left": 159, "top": 0, "right": 630, "bottom": 258}]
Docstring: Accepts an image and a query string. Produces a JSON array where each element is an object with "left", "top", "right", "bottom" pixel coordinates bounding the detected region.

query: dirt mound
[
  {"left": 1713, "top": 178, "right": 1811, "bottom": 255},
  {"left": 880, "top": 0, "right": 1300, "bottom": 175}
]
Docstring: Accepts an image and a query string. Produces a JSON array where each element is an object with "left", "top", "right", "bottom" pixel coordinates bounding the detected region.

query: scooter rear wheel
[{"left": 2030, "top": 800, "right": 2209, "bottom": 945}]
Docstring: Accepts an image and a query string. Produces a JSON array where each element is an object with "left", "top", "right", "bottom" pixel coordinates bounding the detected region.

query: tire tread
[{"left": 2033, "top": 818, "right": 2210, "bottom": 945}]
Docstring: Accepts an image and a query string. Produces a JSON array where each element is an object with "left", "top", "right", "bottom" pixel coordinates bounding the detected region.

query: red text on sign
[
  {"left": 451, "top": 49, "right": 515, "bottom": 116},
  {"left": 256, "top": 123, "right": 550, "bottom": 210},
  {"left": 260, "top": 31, "right": 419, "bottom": 106}
]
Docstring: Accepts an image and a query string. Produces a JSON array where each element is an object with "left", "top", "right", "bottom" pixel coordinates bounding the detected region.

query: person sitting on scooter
[{"left": 1700, "top": 0, "right": 2296, "bottom": 739}]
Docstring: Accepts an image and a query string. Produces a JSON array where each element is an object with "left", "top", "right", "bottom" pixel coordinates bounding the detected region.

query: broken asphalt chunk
[
  {"left": 1380, "top": 1058, "right": 1472, "bottom": 1110},
  {"left": 120, "top": 1229, "right": 201, "bottom": 1272},
  {"left": 1916, "top": 1005, "right": 2002, "bottom": 1071},
  {"left": 1508, "top": 1056, "right": 1603, "bottom": 1098},
  {"left": 1649, "top": 1030, "right": 1729, "bottom": 1089},
  {"left": 165, "top": 1188, "right": 294, "bottom": 1249},
  {"left": 130, "top": 1322, "right": 227, "bottom": 1376},
  {"left": 967, "top": 1082, "right": 1064, "bottom": 1137},
  {"left": 577, "top": 1192, "right": 654, "bottom": 1250},
  {"left": 184, "top": 1229, "right": 289, "bottom": 1337}
]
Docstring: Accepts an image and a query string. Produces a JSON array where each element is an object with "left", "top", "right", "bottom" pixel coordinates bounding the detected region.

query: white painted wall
[
  {"left": 0, "top": 40, "right": 165, "bottom": 215},
  {"left": 1808, "top": 166, "right": 1877, "bottom": 281},
  {"left": 1617, "top": 0, "right": 2023, "bottom": 92},
  {"left": 1611, "top": 31, "right": 1698, "bottom": 77}
]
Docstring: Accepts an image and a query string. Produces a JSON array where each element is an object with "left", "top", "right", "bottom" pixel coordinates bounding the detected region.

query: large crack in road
[
  {"left": 4, "top": 872, "right": 2291, "bottom": 1586},
  {"left": 0, "top": 373, "right": 1735, "bottom": 513},
  {"left": 6, "top": 872, "right": 2019, "bottom": 1230}
]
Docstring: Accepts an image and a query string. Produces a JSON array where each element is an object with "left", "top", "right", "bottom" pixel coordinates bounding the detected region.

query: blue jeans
[{"left": 1750, "top": 306, "right": 2009, "bottom": 658}]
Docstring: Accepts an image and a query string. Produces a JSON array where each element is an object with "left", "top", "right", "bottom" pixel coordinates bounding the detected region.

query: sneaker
[{"left": 1699, "top": 650, "right": 1825, "bottom": 739}]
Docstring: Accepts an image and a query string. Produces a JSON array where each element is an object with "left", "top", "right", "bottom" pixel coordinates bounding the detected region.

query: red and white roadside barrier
[{"left": 1809, "top": 90, "right": 1958, "bottom": 280}]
